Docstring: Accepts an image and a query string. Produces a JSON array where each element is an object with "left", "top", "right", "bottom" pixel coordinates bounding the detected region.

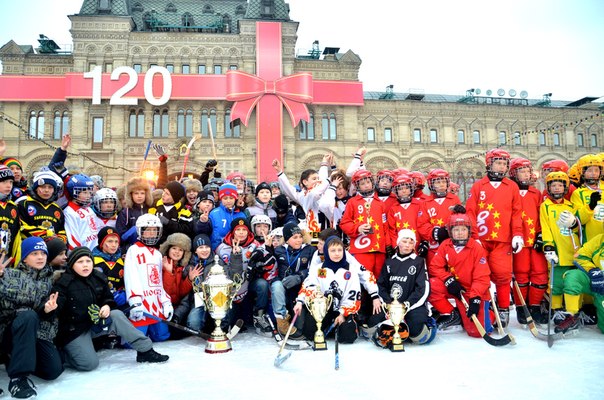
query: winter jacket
[
  {"left": 245, "top": 199, "right": 278, "bottom": 228},
  {"left": 377, "top": 252, "right": 429, "bottom": 312},
  {"left": 53, "top": 268, "right": 116, "bottom": 347},
  {"left": 208, "top": 203, "right": 245, "bottom": 250},
  {"left": 0, "top": 262, "right": 58, "bottom": 344},
  {"left": 275, "top": 244, "right": 316, "bottom": 282}
]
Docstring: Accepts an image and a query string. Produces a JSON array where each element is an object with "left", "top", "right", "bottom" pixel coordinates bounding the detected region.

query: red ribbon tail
[
  {"left": 280, "top": 98, "right": 310, "bottom": 128},
  {"left": 230, "top": 97, "right": 261, "bottom": 126}
]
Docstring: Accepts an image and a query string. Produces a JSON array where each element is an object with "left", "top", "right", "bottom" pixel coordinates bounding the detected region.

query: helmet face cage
[
  {"left": 545, "top": 172, "right": 569, "bottom": 200},
  {"left": 72, "top": 186, "right": 94, "bottom": 207},
  {"left": 352, "top": 171, "right": 375, "bottom": 197},
  {"left": 427, "top": 171, "right": 450, "bottom": 197},
  {"left": 393, "top": 181, "right": 414, "bottom": 202},
  {"left": 93, "top": 188, "right": 118, "bottom": 219},
  {"left": 136, "top": 214, "right": 163, "bottom": 246},
  {"left": 447, "top": 217, "right": 471, "bottom": 246},
  {"left": 251, "top": 215, "right": 272, "bottom": 233},
  {"left": 509, "top": 159, "right": 533, "bottom": 185}
]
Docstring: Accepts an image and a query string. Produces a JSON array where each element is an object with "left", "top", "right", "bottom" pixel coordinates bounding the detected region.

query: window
[
  {"left": 201, "top": 109, "right": 217, "bottom": 138},
  {"left": 299, "top": 113, "right": 315, "bottom": 140},
  {"left": 133, "top": 64, "right": 142, "bottom": 73},
  {"left": 198, "top": 65, "right": 206, "bottom": 74},
  {"left": 499, "top": 131, "right": 506, "bottom": 145},
  {"left": 473, "top": 130, "right": 481, "bottom": 144},
  {"left": 182, "top": 13, "right": 194, "bottom": 26},
  {"left": 153, "top": 109, "right": 169, "bottom": 137},
  {"left": 177, "top": 109, "right": 193, "bottom": 137},
  {"left": 203, "top": 5, "right": 213, "bottom": 13},
  {"left": 413, "top": 128, "right": 421, "bottom": 143},
  {"left": 430, "top": 129, "right": 438, "bottom": 143},
  {"left": 457, "top": 129, "right": 465, "bottom": 144},
  {"left": 166, "top": 64, "right": 174, "bottom": 73},
  {"left": 92, "top": 117, "right": 104, "bottom": 148},
  {"left": 591, "top": 134, "right": 598, "bottom": 147},
  {"left": 165, "top": 3, "right": 176, "bottom": 12},
  {"left": 132, "top": 2, "right": 143, "bottom": 12},
  {"left": 322, "top": 113, "right": 337, "bottom": 140},
  {"left": 129, "top": 109, "right": 145, "bottom": 137},
  {"left": 514, "top": 131, "right": 521, "bottom": 145},
  {"left": 577, "top": 133, "right": 584, "bottom": 147},
  {"left": 182, "top": 65, "right": 190, "bottom": 74},
  {"left": 384, "top": 128, "right": 392, "bottom": 143},
  {"left": 98, "top": 0, "right": 111, "bottom": 11},
  {"left": 229, "top": 65, "right": 237, "bottom": 71},
  {"left": 224, "top": 110, "right": 241, "bottom": 138},
  {"left": 553, "top": 133, "right": 560, "bottom": 147},
  {"left": 53, "top": 111, "right": 69, "bottom": 140},
  {"left": 539, "top": 132, "right": 545, "bottom": 146},
  {"left": 366, "top": 127, "right": 375, "bottom": 142},
  {"left": 29, "top": 110, "right": 44, "bottom": 139},
  {"left": 88, "top": 63, "right": 96, "bottom": 72},
  {"left": 214, "top": 65, "right": 222, "bottom": 74},
  {"left": 104, "top": 63, "right": 113, "bottom": 73}
]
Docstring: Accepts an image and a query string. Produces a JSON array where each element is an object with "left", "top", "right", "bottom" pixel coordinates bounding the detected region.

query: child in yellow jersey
[
  {"left": 570, "top": 154, "right": 604, "bottom": 242},
  {"left": 540, "top": 172, "right": 580, "bottom": 321}
]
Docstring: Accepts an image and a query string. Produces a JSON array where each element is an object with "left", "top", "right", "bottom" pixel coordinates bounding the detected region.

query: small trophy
[
  {"left": 201, "top": 254, "right": 241, "bottom": 354},
  {"left": 304, "top": 291, "right": 332, "bottom": 351},
  {"left": 383, "top": 287, "right": 408, "bottom": 352}
]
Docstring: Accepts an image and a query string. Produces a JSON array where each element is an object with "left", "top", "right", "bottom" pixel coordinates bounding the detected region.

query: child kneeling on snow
[{"left": 53, "top": 246, "right": 169, "bottom": 371}]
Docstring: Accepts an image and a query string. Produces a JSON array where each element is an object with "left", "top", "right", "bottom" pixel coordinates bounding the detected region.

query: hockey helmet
[
  {"left": 392, "top": 174, "right": 415, "bottom": 203},
  {"left": 541, "top": 159, "right": 569, "bottom": 174},
  {"left": 66, "top": 174, "right": 94, "bottom": 206},
  {"left": 545, "top": 171, "right": 569, "bottom": 200},
  {"left": 509, "top": 158, "right": 533, "bottom": 185},
  {"left": 251, "top": 214, "right": 273, "bottom": 232},
  {"left": 427, "top": 169, "right": 450, "bottom": 197},
  {"left": 136, "top": 214, "right": 163, "bottom": 246},
  {"left": 446, "top": 213, "right": 472, "bottom": 246},
  {"left": 92, "top": 188, "right": 118, "bottom": 219},
  {"left": 351, "top": 169, "right": 375, "bottom": 197}
]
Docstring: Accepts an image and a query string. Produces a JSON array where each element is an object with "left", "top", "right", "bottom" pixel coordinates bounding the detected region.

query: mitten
[
  {"left": 163, "top": 302, "right": 174, "bottom": 321},
  {"left": 467, "top": 297, "right": 481, "bottom": 317},
  {"left": 557, "top": 210, "right": 576, "bottom": 228},
  {"left": 512, "top": 236, "right": 524, "bottom": 254},
  {"left": 417, "top": 240, "right": 429, "bottom": 258},
  {"left": 533, "top": 233, "right": 544, "bottom": 252},
  {"left": 543, "top": 245, "right": 558, "bottom": 264},
  {"left": 129, "top": 303, "right": 145, "bottom": 321},
  {"left": 588, "top": 192, "right": 601, "bottom": 210},
  {"left": 444, "top": 276, "right": 463, "bottom": 299},
  {"left": 113, "top": 289, "right": 127, "bottom": 307},
  {"left": 88, "top": 304, "right": 100, "bottom": 324}
]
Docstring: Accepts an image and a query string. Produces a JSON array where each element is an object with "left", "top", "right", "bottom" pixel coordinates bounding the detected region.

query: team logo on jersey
[
  {"left": 479, "top": 257, "right": 487, "bottom": 264},
  {"left": 148, "top": 263, "right": 161, "bottom": 286},
  {"left": 391, "top": 283, "right": 403, "bottom": 299},
  {"left": 10, "top": 209, "right": 17, "bottom": 219},
  {"left": 408, "top": 266, "right": 416, "bottom": 275},
  {"left": 318, "top": 268, "right": 327, "bottom": 278},
  {"left": 418, "top": 211, "right": 423, "bottom": 217},
  {"left": 344, "top": 271, "right": 351, "bottom": 280},
  {"left": 301, "top": 257, "right": 308, "bottom": 264},
  {"left": 27, "top": 205, "right": 37, "bottom": 216}
]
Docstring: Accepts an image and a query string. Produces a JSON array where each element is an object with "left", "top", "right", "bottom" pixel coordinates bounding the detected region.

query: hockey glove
[
  {"left": 533, "top": 233, "right": 544, "bottom": 252},
  {"left": 543, "top": 245, "right": 558, "bottom": 264},
  {"left": 113, "top": 289, "right": 127, "bottom": 307},
  {"left": 88, "top": 304, "right": 101, "bottom": 324},
  {"left": 444, "top": 276, "right": 463, "bottom": 300},
  {"left": 450, "top": 204, "right": 466, "bottom": 214},
  {"left": 512, "top": 236, "right": 524, "bottom": 254},
  {"left": 158, "top": 215, "right": 170, "bottom": 225},
  {"left": 588, "top": 191, "right": 601, "bottom": 210},
  {"left": 153, "top": 143, "right": 168, "bottom": 162},
  {"left": 281, "top": 274, "right": 302, "bottom": 289},
  {"left": 129, "top": 303, "right": 145, "bottom": 322},
  {"left": 587, "top": 269, "right": 604, "bottom": 295},
  {"left": 467, "top": 297, "right": 481, "bottom": 318},
  {"left": 557, "top": 210, "right": 576, "bottom": 229},
  {"left": 417, "top": 240, "right": 429, "bottom": 258},
  {"left": 205, "top": 159, "right": 218, "bottom": 171},
  {"left": 162, "top": 302, "right": 174, "bottom": 321},
  {"left": 386, "top": 245, "right": 395, "bottom": 258},
  {"left": 432, "top": 226, "right": 449, "bottom": 243}
]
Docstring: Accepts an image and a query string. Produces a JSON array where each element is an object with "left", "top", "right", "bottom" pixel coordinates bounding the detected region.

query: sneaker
[
  {"left": 253, "top": 310, "right": 273, "bottom": 337},
  {"left": 8, "top": 377, "right": 36, "bottom": 399},
  {"left": 136, "top": 348, "right": 169, "bottom": 363},
  {"left": 497, "top": 308, "right": 510, "bottom": 328},
  {"left": 554, "top": 313, "right": 582, "bottom": 334},
  {"left": 436, "top": 309, "right": 462, "bottom": 331}
]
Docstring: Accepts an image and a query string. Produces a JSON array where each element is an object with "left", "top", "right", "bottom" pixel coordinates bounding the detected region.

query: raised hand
[
  {"left": 163, "top": 256, "right": 174, "bottom": 273},
  {"left": 44, "top": 292, "right": 59, "bottom": 313},
  {"left": 232, "top": 239, "right": 241, "bottom": 255},
  {"left": 330, "top": 175, "right": 344, "bottom": 189},
  {"left": 61, "top": 134, "right": 72, "bottom": 151},
  {"left": 272, "top": 159, "right": 282, "bottom": 173},
  {"left": 188, "top": 265, "right": 203, "bottom": 282},
  {"left": 0, "top": 253, "right": 13, "bottom": 277},
  {"left": 153, "top": 143, "right": 166, "bottom": 157}
]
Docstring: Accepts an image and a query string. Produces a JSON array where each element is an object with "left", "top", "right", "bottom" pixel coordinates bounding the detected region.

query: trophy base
[
  {"left": 312, "top": 342, "right": 328, "bottom": 351},
  {"left": 389, "top": 342, "right": 405, "bottom": 352},
  {"left": 205, "top": 337, "right": 232, "bottom": 354}
]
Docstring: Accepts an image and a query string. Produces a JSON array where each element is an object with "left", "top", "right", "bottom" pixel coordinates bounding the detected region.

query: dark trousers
[
  {"left": 1, "top": 310, "right": 63, "bottom": 380},
  {"left": 367, "top": 306, "right": 429, "bottom": 338},
  {"left": 298, "top": 308, "right": 358, "bottom": 344}
]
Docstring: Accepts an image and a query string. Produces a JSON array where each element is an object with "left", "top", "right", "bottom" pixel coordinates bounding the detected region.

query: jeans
[{"left": 186, "top": 307, "right": 206, "bottom": 331}]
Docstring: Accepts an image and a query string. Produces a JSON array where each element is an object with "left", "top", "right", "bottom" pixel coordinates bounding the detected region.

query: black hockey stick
[
  {"left": 459, "top": 296, "right": 513, "bottom": 347},
  {"left": 489, "top": 289, "right": 516, "bottom": 345},
  {"left": 143, "top": 312, "right": 208, "bottom": 339},
  {"left": 266, "top": 314, "right": 312, "bottom": 350},
  {"left": 334, "top": 323, "right": 340, "bottom": 371}
]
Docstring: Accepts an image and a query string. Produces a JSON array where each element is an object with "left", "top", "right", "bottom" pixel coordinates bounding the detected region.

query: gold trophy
[
  {"left": 201, "top": 254, "right": 242, "bottom": 354},
  {"left": 304, "top": 291, "right": 333, "bottom": 351},
  {"left": 383, "top": 287, "right": 408, "bottom": 352}
]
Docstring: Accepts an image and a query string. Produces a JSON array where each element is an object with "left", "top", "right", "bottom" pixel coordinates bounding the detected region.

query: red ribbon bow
[{"left": 226, "top": 70, "right": 313, "bottom": 127}]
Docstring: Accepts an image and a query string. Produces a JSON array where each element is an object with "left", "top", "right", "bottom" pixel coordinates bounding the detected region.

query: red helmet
[
  {"left": 227, "top": 171, "right": 246, "bottom": 182},
  {"left": 448, "top": 182, "right": 460, "bottom": 195},
  {"left": 485, "top": 149, "right": 511, "bottom": 166},
  {"left": 446, "top": 213, "right": 472, "bottom": 246},
  {"left": 427, "top": 169, "right": 450, "bottom": 197},
  {"left": 392, "top": 174, "right": 415, "bottom": 202},
  {"left": 410, "top": 171, "right": 426, "bottom": 188},
  {"left": 393, "top": 167, "right": 410, "bottom": 178},
  {"left": 376, "top": 169, "right": 395, "bottom": 183},
  {"left": 509, "top": 157, "right": 533, "bottom": 180},
  {"left": 351, "top": 169, "right": 375, "bottom": 196},
  {"left": 541, "top": 159, "right": 569, "bottom": 174}
]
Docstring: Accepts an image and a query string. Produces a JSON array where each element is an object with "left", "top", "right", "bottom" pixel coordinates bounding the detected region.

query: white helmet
[
  {"left": 136, "top": 214, "right": 163, "bottom": 246},
  {"left": 270, "top": 227, "right": 283, "bottom": 238},
  {"left": 92, "top": 188, "right": 118, "bottom": 219},
  {"left": 251, "top": 214, "right": 272, "bottom": 232}
]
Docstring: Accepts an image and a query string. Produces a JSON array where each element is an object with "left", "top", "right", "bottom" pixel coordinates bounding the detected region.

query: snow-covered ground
[{"left": 1, "top": 309, "right": 603, "bottom": 400}]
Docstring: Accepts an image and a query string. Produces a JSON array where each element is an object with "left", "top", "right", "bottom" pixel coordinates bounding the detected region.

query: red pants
[
  {"left": 512, "top": 247, "right": 548, "bottom": 306},
  {"left": 483, "top": 241, "right": 512, "bottom": 308},
  {"left": 351, "top": 252, "right": 386, "bottom": 280}
]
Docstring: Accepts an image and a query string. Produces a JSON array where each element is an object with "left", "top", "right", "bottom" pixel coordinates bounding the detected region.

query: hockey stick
[
  {"left": 139, "top": 139, "right": 153, "bottom": 175},
  {"left": 547, "top": 259, "right": 555, "bottom": 348},
  {"left": 459, "top": 296, "right": 514, "bottom": 347},
  {"left": 334, "top": 323, "right": 340, "bottom": 371},
  {"left": 266, "top": 314, "right": 312, "bottom": 350},
  {"left": 180, "top": 134, "right": 202, "bottom": 181},
  {"left": 489, "top": 290, "right": 516, "bottom": 345},
  {"left": 511, "top": 276, "right": 560, "bottom": 341},
  {"left": 274, "top": 313, "right": 299, "bottom": 368},
  {"left": 143, "top": 312, "right": 243, "bottom": 341}
]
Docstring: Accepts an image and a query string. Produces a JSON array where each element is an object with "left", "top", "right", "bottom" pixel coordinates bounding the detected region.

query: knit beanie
[
  {"left": 21, "top": 237, "right": 48, "bottom": 261},
  {"left": 255, "top": 182, "right": 271, "bottom": 197},
  {"left": 230, "top": 217, "right": 252, "bottom": 234},
  {"left": 273, "top": 194, "right": 289, "bottom": 214},
  {"left": 219, "top": 183, "right": 238, "bottom": 200},
  {"left": 2, "top": 157, "right": 22, "bottom": 171},
  {"left": 282, "top": 222, "right": 302, "bottom": 243},
  {"left": 31, "top": 169, "right": 59, "bottom": 191},
  {"left": 197, "top": 190, "right": 215, "bottom": 203},
  {"left": 0, "top": 165, "right": 14, "bottom": 182},
  {"left": 165, "top": 181, "right": 186, "bottom": 203},
  {"left": 98, "top": 226, "right": 120, "bottom": 248},
  {"left": 397, "top": 228, "right": 417, "bottom": 245},
  {"left": 193, "top": 233, "right": 212, "bottom": 249},
  {"left": 67, "top": 246, "right": 93, "bottom": 269},
  {"left": 46, "top": 237, "right": 67, "bottom": 262}
]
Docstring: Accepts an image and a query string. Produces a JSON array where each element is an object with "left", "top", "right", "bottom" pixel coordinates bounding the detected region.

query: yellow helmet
[
  {"left": 545, "top": 171, "right": 569, "bottom": 200},
  {"left": 567, "top": 163, "right": 581, "bottom": 184},
  {"left": 576, "top": 154, "right": 603, "bottom": 173}
]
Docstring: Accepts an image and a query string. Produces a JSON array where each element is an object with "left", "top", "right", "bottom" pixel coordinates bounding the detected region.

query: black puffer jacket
[{"left": 53, "top": 268, "right": 116, "bottom": 347}]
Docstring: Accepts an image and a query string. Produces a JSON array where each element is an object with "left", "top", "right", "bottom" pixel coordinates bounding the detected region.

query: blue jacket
[{"left": 208, "top": 203, "right": 245, "bottom": 250}]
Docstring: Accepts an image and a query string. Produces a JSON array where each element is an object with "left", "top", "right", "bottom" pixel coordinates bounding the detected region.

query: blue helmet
[{"left": 66, "top": 174, "right": 94, "bottom": 206}]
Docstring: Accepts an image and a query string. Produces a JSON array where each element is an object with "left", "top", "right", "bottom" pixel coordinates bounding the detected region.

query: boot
[
  {"left": 253, "top": 310, "right": 273, "bottom": 337},
  {"left": 276, "top": 313, "right": 303, "bottom": 340},
  {"left": 436, "top": 309, "right": 462, "bottom": 331},
  {"left": 136, "top": 348, "right": 169, "bottom": 363},
  {"left": 498, "top": 308, "right": 510, "bottom": 328},
  {"left": 516, "top": 306, "right": 528, "bottom": 325}
]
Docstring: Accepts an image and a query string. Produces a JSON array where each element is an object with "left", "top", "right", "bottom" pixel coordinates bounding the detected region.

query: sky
[{"left": 0, "top": 0, "right": 602, "bottom": 102}]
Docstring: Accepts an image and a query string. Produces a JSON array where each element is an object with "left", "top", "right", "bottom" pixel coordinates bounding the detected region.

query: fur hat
[
  {"left": 46, "top": 237, "right": 67, "bottom": 262},
  {"left": 21, "top": 237, "right": 47, "bottom": 260},
  {"left": 67, "top": 246, "right": 92, "bottom": 269},
  {"left": 183, "top": 178, "right": 202, "bottom": 193},
  {"left": 98, "top": 226, "right": 120, "bottom": 249},
  {"left": 165, "top": 181, "right": 186, "bottom": 203},
  {"left": 255, "top": 182, "right": 271, "bottom": 197},
  {"left": 283, "top": 222, "right": 302, "bottom": 242},
  {"left": 219, "top": 183, "right": 238, "bottom": 200},
  {"left": 125, "top": 177, "right": 153, "bottom": 208},
  {"left": 159, "top": 232, "right": 192, "bottom": 266}
]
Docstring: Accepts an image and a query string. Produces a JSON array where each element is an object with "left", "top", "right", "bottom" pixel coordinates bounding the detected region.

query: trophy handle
[{"left": 326, "top": 294, "right": 333, "bottom": 312}]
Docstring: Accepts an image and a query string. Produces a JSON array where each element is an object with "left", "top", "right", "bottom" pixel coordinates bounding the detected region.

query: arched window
[
  {"left": 577, "top": 133, "right": 584, "bottom": 147},
  {"left": 203, "top": 5, "right": 214, "bottom": 14},
  {"left": 235, "top": 6, "right": 246, "bottom": 16},
  {"left": 153, "top": 109, "right": 169, "bottom": 137},
  {"left": 457, "top": 129, "right": 465, "bottom": 144},
  {"left": 182, "top": 13, "right": 193, "bottom": 26},
  {"left": 538, "top": 132, "right": 546, "bottom": 146},
  {"left": 553, "top": 132, "right": 560, "bottom": 147},
  {"left": 413, "top": 128, "right": 421, "bottom": 143},
  {"left": 299, "top": 113, "right": 315, "bottom": 140},
  {"left": 165, "top": 3, "right": 176, "bottom": 12},
  {"left": 430, "top": 128, "right": 438, "bottom": 144},
  {"left": 53, "top": 110, "right": 69, "bottom": 140},
  {"left": 322, "top": 113, "right": 337, "bottom": 140},
  {"left": 367, "top": 127, "right": 375, "bottom": 142},
  {"left": 224, "top": 110, "right": 241, "bottom": 138},
  {"left": 132, "top": 3, "right": 144, "bottom": 12},
  {"left": 177, "top": 109, "right": 193, "bottom": 137},
  {"left": 513, "top": 131, "right": 521, "bottom": 145},
  {"left": 201, "top": 109, "right": 217, "bottom": 137},
  {"left": 473, "top": 130, "right": 481, "bottom": 144},
  {"left": 384, "top": 128, "right": 392, "bottom": 143},
  {"left": 129, "top": 109, "right": 144, "bottom": 137},
  {"left": 499, "top": 131, "right": 506, "bottom": 145},
  {"left": 29, "top": 110, "right": 44, "bottom": 139},
  {"left": 591, "top": 134, "right": 598, "bottom": 147}
]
